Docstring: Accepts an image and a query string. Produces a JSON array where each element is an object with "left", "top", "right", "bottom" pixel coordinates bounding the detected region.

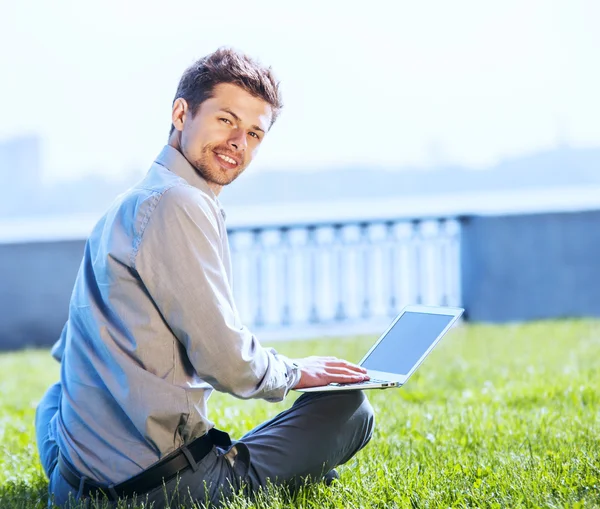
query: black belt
[{"left": 58, "top": 428, "right": 231, "bottom": 501}]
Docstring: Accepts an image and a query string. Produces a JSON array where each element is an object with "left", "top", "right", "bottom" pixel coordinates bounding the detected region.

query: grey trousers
[{"left": 36, "top": 383, "right": 375, "bottom": 508}]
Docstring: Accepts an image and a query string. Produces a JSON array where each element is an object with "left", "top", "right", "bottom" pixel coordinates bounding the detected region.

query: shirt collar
[{"left": 154, "top": 145, "right": 226, "bottom": 220}]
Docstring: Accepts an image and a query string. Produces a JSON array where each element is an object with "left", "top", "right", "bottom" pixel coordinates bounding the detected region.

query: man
[{"left": 35, "top": 47, "right": 375, "bottom": 508}]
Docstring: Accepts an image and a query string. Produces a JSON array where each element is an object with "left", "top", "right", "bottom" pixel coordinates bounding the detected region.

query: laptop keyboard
[{"left": 332, "top": 378, "right": 390, "bottom": 386}]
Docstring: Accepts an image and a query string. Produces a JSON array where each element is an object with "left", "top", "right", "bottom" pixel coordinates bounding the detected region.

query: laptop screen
[{"left": 361, "top": 311, "right": 456, "bottom": 375}]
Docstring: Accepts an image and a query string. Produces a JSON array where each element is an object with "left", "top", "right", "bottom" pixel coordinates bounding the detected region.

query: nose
[{"left": 228, "top": 127, "right": 247, "bottom": 151}]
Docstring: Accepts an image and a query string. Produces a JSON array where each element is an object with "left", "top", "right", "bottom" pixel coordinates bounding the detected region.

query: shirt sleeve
[
  {"left": 50, "top": 325, "right": 66, "bottom": 363},
  {"left": 134, "top": 185, "right": 300, "bottom": 401}
]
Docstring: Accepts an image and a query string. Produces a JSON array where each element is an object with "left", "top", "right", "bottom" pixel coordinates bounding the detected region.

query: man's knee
[
  {"left": 339, "top": 388, "right": 372, "bottom": 413},
  {"left": 353, "top": 391, "right": 375, "bottom": 442},
  {"left": 293, "top": 389, "right": 375, "bottom": 441},
  {"left": 326, "top": 390, "right": 375, "bottom": 442},
  {"left": 330, "top": 390, "right": 375, "bottom": 462}
]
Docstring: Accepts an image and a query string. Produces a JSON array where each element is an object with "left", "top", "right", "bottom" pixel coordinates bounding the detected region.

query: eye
[
  {"left": 220, "top": 118, "right": 232, "bottom": 125},
  {"left": 249, "top": 131, "right": 260, "bottom": 139}
]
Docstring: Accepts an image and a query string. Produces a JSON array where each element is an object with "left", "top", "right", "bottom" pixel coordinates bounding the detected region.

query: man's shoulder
[
  {"left": 150, "top": 178, "right": 223, "bottom": 228},
  {"left": 134, "top": 163, "right": 217, "bottom": 212},
  {"left": 114, "top": 164, "right": 210, "bottom": 218},
  {"left": 118, "top": 173, "right": 222, "bottom": 247},
  {"left": 103, "top": 163, "right": 224, "bottom": 251}
]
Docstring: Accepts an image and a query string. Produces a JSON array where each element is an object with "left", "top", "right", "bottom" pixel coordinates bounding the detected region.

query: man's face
[{"left": 172, "top": 83, "right": 272, "bottom": 192}]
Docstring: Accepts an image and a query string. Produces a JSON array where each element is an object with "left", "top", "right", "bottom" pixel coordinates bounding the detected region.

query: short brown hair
[{"left": 169, "top": 47, "right": 283, "bottom": 135}]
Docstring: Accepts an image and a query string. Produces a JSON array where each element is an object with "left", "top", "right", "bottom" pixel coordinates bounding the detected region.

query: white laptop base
[
  {"left": 298, "top": 377, "right": 401, "bottom": 393},
  {"left": 295, "top": 305, "right": 464, "bottom": 393}
]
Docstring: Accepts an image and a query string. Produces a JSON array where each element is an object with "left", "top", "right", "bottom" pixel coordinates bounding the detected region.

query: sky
[{"left": 1, "top": 0, "right": 599, "bottom": 180}]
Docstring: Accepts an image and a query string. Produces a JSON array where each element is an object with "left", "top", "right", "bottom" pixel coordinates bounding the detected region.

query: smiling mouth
[{"left": 214, "top": 152, "right": 240, "bottom": 167}]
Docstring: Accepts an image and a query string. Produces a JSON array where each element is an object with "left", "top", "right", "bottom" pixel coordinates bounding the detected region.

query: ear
[{"left": 171, "top": 98, "right": 188, "bottom": 132}]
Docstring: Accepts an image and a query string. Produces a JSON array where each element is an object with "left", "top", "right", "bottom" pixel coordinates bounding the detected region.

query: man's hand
[{"left": 292, "top": 356, "right": 369, "bottom": 389}]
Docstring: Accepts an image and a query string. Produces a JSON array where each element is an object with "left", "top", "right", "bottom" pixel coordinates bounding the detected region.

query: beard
[{"left": 186, "top": 142, "right": 246, "bottom": 187}]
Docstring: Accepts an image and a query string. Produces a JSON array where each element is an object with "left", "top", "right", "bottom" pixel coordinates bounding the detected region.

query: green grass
[{"left": 1, "top": 320, "right": 600, "bottom": 508}]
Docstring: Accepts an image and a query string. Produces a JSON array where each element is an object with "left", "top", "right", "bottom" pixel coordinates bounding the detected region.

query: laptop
[{"left": 296, "top": 305, "right": 464, "bottom": 392}]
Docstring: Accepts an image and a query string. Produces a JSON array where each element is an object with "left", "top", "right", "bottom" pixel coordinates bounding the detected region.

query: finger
[
  {"left": 325, "top": 358, "right": 362, "bottom": 367},
  {"left": 325, "top": 360, "right": 368, "bottom": 373},
  {"left": 326, "top": 366, "right": 369, "bottom": 377},
  {"left": 326, "top": 367, "right": 370, "bottom": 378},
  {"left": 326, "top": 373, "right": 370, "bottom": 384}
]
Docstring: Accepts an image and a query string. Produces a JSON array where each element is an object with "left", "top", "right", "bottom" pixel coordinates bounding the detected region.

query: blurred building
[
  {"left": 0, "top": 134, "right": 141, "bottom": 219},
  {"left": 0, "top": 135, "right": 43, "bottom": 217}
]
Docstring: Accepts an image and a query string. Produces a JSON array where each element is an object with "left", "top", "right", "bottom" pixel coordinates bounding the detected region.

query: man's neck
[
  {"left": 167, "top": 138, "right": 223, "bottom": 197},
  {"left": 207, "top": 182, "right": 223, "bottom": 197}
]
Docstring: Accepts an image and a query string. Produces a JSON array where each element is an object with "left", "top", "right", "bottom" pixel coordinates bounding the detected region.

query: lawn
[{"left": 1, "top": 320, "right": 599, "bottom": 508}]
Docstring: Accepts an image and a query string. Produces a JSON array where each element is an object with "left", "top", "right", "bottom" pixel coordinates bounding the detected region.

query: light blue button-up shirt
[{"left": 50, "top": 145, "right": 300, "bottom": 484}]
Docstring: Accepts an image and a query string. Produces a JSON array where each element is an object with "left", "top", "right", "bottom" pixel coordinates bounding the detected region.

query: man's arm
[
  {"left": 135, "top": 185, "right": 297, "bottom": 401},
  {"left": 50, "top": 323, "right": 67, "bottom": 363}
]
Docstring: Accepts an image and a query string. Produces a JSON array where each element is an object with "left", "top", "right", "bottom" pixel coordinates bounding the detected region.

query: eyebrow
[{"left": 219, "top": 108, "right": 265, "bottom": 134}]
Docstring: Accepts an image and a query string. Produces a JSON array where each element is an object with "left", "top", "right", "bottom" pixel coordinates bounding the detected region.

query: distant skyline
[{"left": 1, "top": 0, "right": 599, "bottom": 180}]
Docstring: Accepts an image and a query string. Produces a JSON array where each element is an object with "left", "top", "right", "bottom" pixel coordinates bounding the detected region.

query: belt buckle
[
  {"left": 224, "top": 445, "right": 238, "bottom": 468},
  {"left": 223, "top": 442, "right": 250, "bottom": 477}
]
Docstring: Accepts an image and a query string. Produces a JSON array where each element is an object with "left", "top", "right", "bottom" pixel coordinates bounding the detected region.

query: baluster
[
  {"left": 333, "top": 224, "right": 346, "bottom": 321},
  {"left": 252, "top": 228, "right": 264, "bottom": 327},
  {"left": 386, "top": 221, "right": 398, "bottom": 316},
  {"left": 451, "top": 218, "right": 462, "bottom": 307},
  {"left": 360, "top": 223, "right": 370, "bottom": 318},
  {"left": 438, "top": 219, "right": 449, "bottom": 307},
  {"left": 279, "top": 227, "right": 291, "bottom": 326},
  {"left": 306, "top": 226, "right": 319, "bottom": 324},
  {"left": 411, "top": 220, "right": 423, "bottom": 305}
]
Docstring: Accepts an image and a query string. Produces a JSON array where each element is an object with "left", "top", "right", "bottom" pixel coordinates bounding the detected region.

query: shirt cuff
[{"left": 279, "top": 355, "right": 302, "bottom": 391}]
